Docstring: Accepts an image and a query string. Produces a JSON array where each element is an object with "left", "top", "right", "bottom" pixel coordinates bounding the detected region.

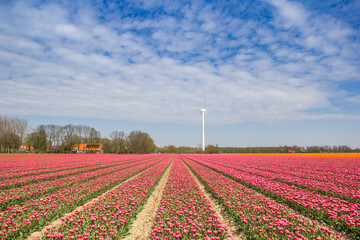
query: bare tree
[
  {"left": 54, "top": 125, "right": 63, "bottom": 149},
  {"left": 14, "top": 118, "right": 28, "bottom": 146},
  {"left": 62, "top": 124, "right": 76, "bottom": 152},
  {"left": 0, "top": 116, "right": 15, "bottom": 152},
  {"left": 75, "top": 125, "right": 83, "bottom": 144},
  {"left": 89, "top": 127, "right": 101, "bottom": 144},
  {"left": 26, "top": 125, "right": 47, "bottom": 153},
  {"left": 82, "top": 126, "right": 91, "bottom": 142},
  {"left": 45, "top": 124, "right": 58, "bottom": 152},
  {"left": 109, "top": 130, "right": 127, "bottom": 153},
  {"left": 0, "top": 117, "right": 108, "bottom": 153}
]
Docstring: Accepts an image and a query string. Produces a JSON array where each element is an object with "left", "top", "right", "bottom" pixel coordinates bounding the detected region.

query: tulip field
[{"left": 0, "top": 154, "right": 359, "bottom": 239}]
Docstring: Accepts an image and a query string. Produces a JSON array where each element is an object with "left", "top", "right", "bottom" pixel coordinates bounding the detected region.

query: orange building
[
  {"left": 19, "top": 145, "right": 33, "bottom": 152},
  {"left": 72, "top": 143, "right": 103, "bottom": 153}
]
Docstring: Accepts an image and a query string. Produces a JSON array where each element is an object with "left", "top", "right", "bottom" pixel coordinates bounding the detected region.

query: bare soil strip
[
  {"left": 122, "top": 159, "right": 174, "bottom": 240},
  {"left": 184, "top": 157, "right": 355, "bottom": 240},
  {"left": 182, "top": 159, "right": 246, "bottom": 240},
  {"left": 26, "top": 161, "right": 166, "bottom": 240}
]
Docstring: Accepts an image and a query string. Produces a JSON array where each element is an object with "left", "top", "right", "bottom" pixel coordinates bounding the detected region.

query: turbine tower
[
  {"left": 200, "top": 98, "right": 206, "bottom": 151},
  {"left": 200, "top": 108, "right": 206, "bottom": 151}
]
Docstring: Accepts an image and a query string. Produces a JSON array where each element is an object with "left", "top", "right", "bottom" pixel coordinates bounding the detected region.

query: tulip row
[
  {"left": 0, "top": 154, "right": 83, "bottom": 175},
  {"left": 196, "top": 155, "right": 360, "bottom": 201},
  {"left": 249, "top": 161, "right": 360, "bottom": 188},
  {"left": 182, "top": 157, "right": 342, "bottom": 240},
  {"left": 190, "top": 154, "right": 360, "bottom": 185},
  {"left": 0, "top": 155, "right": 157, "bottom": 189},
  {"left": 0, "top": 156, "right": 160, "bottom": 211},
  {"left": 150, "top": 156, "right": 231, "bottom": 240},
  {"left": 185, "top": 155, "right": 360, "bottom": 239},
  {"left": 36, "top": 157, "right": 173, "bottom": 240},
  {"left": 0, "top": 154, "right": 151, "bottom": 179},
  {"left": 0, "top": 154, "right": 113, "bottom": 178},
  {"left": 0, "top": 155, "right": 169, "bottom": 239}
]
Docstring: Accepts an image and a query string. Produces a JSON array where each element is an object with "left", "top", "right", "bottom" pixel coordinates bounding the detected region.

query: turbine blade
[{"left": 205, "top": 110, "right": 209, "bottom": 124}]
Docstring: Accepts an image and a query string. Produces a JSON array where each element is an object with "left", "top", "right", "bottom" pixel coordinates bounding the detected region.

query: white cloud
[
  {"left": 55, "top": 24, "right": 84, "bottom": 40},
  {"left": 267, "top": 0, "right": 308, "bottom": 27},
  {"left": 346, "top": 95, "right": 360, "bottom": 103},
  {"left": 0, "top": 0, "right": 359, "bottom": 126}
]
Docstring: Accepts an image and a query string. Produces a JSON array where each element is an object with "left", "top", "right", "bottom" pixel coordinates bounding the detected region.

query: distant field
[
  {"left": 231, "top": 152, "right": 360, "bottom": 157},
  {"left": 0, "top": 153, "right": 359, "bottom": 239}
]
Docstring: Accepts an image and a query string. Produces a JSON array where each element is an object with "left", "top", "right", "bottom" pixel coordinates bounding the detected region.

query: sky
[{"left": 1, "top": 0, "right": 360, "bottom": 148}]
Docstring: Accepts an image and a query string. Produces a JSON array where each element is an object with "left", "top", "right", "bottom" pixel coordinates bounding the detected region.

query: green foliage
[
  {"left": 100, "top": 138, "right": 112, "bottom": 153},
  {"left": 127, "top": 130, "right": 156, "bottom": 154},
  {"left": 0, "top": 116, "right": 28, "bottom": 152},
  {"left": 205, "top": 144, "right": 221, "bottom": 154},
  {"left": 109, "top": 130, "right": 128, "bottom": 153},
  {"left": 158, "top": 144, "right": 221, "bottom": 154},
  {"left": 25, "top": 125, "right": 47, "bottom": 153},
  {"left": 220, "top": 145, "right": 357, "bottom": 153}
]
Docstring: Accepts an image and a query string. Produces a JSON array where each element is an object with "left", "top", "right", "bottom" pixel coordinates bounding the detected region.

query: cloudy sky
[{"left": 1, "top": 0, "right": 360, "bottom": 148}]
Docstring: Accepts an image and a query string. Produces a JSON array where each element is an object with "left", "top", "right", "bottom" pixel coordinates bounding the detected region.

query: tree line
[
  {"left": 0, "top": 116, "right": 28, "bottom": 152},
  {"left": 219, "top": 145, "right": 359, "bottom": 153},
  {"left": 158, "top": 144, "right": 222, "bottom": 154},
  {"left": 158, "top": 144, "right": 359, "bottom": 154},
  {"left": 0, "top": 116, "right": 156, "bottom": 154},
  {"left": 1, "top": 116, "right": 358, "bottom": 154}
]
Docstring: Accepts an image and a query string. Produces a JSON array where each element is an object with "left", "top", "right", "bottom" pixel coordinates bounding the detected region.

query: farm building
[
  {"left": 72, "top": 143, "right": 103, "bottom": 153},
  {"left": 19, "top": 145, "right": 33, "bottom": 152}
]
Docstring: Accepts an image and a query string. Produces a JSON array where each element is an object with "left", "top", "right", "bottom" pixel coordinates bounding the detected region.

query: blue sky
[{"left": 1, "top": 0, "right": 360, "bottom": 148}]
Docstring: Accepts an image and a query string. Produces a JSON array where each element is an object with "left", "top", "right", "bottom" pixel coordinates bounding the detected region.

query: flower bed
[
  {"left": 0, "top": 157, "right": 160, "bottom": 211},
  {"left": 0, "top": 154, "right": 153, "bottom": 179},
  {"left": 192, "top": 155, "right": 360, "bottom": 200},
  {"left": 183, "top": 157, "right": 342, "bottom": 240},
  {"left": 0, "top": 155, "right": 169, "bottom": 239},
  {"left": 151, "top": 156, "right": 231, "bottom": 240},
  {"left": 37, "top": 157, "right": 172, "bottom": 240},
  {"left": 184, "top": 155, "right": 360, "bottom": 239},
  {"left": 0, "top": 155, "right": 157, "bottom": 189}
]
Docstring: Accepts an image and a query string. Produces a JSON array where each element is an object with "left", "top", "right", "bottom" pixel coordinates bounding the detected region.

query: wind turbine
[{"left": 200, "top": 97, "right": 207, "bottom": 151}]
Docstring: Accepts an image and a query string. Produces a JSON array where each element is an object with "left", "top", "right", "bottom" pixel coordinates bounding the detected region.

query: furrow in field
[
  {"left": 182, "top": 156, "right": 346, "bottom": 240},
  {"left": 0, "top": 155, "right": 112, "bottom": 177},
  {"left": 0, "top": 155, "right": 170, "bottom": 240},
  {"left": 31, "top": 157, "right": 173, "bottom": 240},
  {"left": 184, "top": 155, "right": 360, "bottom": 239},
  {"left": 148, "top": 156, "right": 233, "bottom": 240},
  {"left": 0, "top": 155, "right": 157, "bottom": 189},
  {"left": 0, "top": 154, "right": 153, "bottom": 179},
  {"left": 199, "top": 156, "right": 360, "bottom": 201},
  {"left": 0, "top": 157, "right": 160, "bottom": 211},
  {"left": 0, "top": 154, "right": 149, "bottom": 180},
  {"left": 197, "top": 154, "right": 360, "bottom": 183},
  {"left": 122, "top": 157, "right": 174, "bottom": 240},
  {"left": 181, "top": 157, "right": 246, "bottom": 240}
]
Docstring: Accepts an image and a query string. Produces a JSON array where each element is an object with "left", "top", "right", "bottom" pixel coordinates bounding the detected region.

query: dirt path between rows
[
  {"left": 26, "top": 161, "right": 166, "bottom": 240},
  {"left": 183, "top": 157, "right": 355, "bottom": 240},
  {"left": 182, "top": 159, "right": 246, "bottom": 240},
  {"left": 122, "top": 159, "right": 173, "bottom": 240}
]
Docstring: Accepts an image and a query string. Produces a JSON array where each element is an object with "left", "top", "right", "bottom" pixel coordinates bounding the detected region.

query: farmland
[{"left": 0, "top": 154, "right": 359, "bottom": 239}]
